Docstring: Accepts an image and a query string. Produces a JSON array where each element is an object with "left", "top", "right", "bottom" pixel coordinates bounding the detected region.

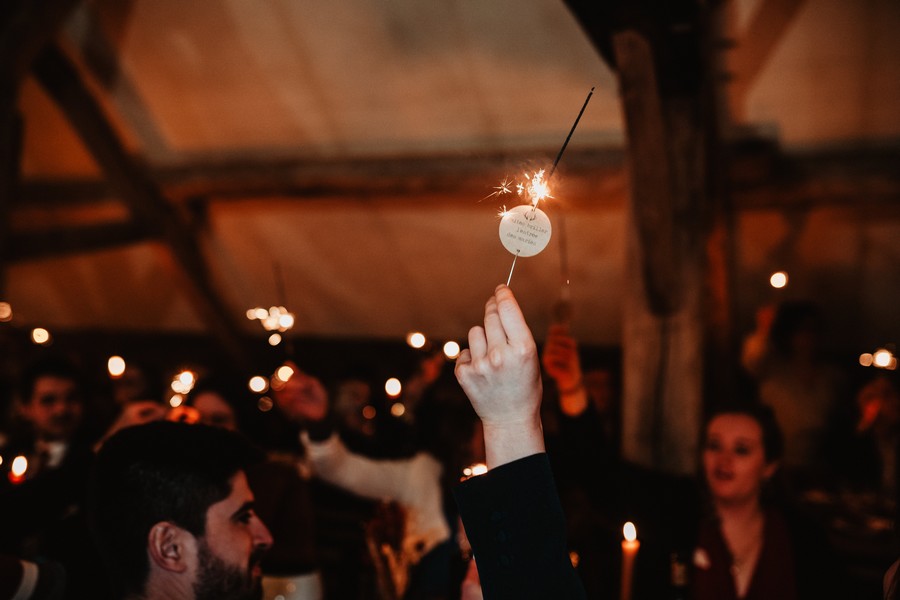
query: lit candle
[
  {"left": 620, "top": 521, "right": 640, "bottom": 600},
  {"left": 9, "top": 455, "right": 28, "bottom": 484}
]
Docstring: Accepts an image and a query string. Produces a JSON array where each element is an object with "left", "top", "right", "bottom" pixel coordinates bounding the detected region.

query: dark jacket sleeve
[{"left": 453, "top": 453, "right": 586, "bottom": 600}]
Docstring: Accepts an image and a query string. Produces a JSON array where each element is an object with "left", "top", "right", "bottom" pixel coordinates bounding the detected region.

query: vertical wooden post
[
  {"left": 614, "top": 19, "right": 729, "bottom": 475},
  {"left": 0, "top": 82, "right": 21, "bottom": 299}
]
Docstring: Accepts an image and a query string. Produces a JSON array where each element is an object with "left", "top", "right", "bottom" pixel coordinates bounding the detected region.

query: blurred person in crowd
[
  {"left": 184, "top": 376, "right": 322, "bottom": 600},
  {"left": 740, "top": 301, "right": 847, "bottom": 485},
  {"left": 540, "top": 324, "right": 694, "bottom": 599},
  {"left": 274, "top": 363, "right": 480, "bottom": 600},
  {"left": 0, "top": 356, "right": 101, "bottom": 597},
  {"left": 850, "top": 373, "right": 899, "bottom": 498},
  {"left": 690, "top": 400, "right": 840, "bottom": 600},
  {"left": 89, "top": 420, "right": 273, "bottom": 600},
  {"left": 540, "top": 323, "right": 620, "bottom": 471}
]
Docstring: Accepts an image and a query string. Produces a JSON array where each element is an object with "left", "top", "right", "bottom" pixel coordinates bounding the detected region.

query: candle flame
[
  {"left": 11, "top": 456, "right": 28, "bottom": 477},
  {"left": 623, "top": 521, "right": 637, "bottom": 542}
]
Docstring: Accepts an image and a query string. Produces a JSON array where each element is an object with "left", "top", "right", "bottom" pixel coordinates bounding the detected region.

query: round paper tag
[{"left": 499, "top": 205, "right": 552, "bottom": 257}]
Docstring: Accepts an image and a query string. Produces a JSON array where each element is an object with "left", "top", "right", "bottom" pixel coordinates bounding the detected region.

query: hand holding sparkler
[{"left": 455, "top": 284, "right": 544, "bottom": 469}]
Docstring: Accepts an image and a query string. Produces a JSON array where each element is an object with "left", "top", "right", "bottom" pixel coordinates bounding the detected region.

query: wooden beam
[
  {"left": 0, "top": 0, "right": 83, "bottom": 84},
  {"left": 18, "top": 147, "right": 627, "bottom": 206},
  {"left": 31, "top": 44, "right": 251, "bottom": 369},
  {"left": 728, "top": 0, "right": 807, "bottom": 118},
  {"left": 6, "top": 221, "right": 152, "bottom": 263}
]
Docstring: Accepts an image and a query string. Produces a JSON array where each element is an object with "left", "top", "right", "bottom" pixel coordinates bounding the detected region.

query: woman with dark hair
[{"left": 690, "top": 400, "right": 839, "bottom": 600}]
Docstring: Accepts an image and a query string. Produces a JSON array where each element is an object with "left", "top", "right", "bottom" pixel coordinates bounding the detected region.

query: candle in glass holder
[{"left": 620, "top": 521, "right": 640, "bottom": 600}]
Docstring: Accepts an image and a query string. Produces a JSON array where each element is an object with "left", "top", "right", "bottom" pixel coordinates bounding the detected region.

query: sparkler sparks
[
  {"left": 491, "top": 87, "right": 595, "bottom": 287},
  {"left": 486, "top": 178, "right": 515, "bottom": 200}
]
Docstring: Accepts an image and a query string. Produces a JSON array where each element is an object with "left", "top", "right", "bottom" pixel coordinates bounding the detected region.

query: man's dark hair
[
  {"left": 17, "top": 354, "right": 83, "bottom": 403},
  {"left": 88, "top": 421, "right": 264, "bottom": 598}
]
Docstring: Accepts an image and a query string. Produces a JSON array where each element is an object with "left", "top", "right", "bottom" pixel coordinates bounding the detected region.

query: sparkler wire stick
[
  {"left": 506, "top": 251, "right": 520, "bottom": 287},
  {"left": 504, "top": 87, "right": 594, "bottom": 288},
  {"left": 548, "top": 86, "right": 594, "bottom": 180},
  {"left": 549, "top": 87, "right": 593, "bottom": 308}
]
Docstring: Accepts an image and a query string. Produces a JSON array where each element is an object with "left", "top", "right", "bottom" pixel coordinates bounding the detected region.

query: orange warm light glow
[
  {"left": 362, "top": 405, "right": 377, "bottom": 420},
  {"left": 390, "top": 402, "right": 406, "bottom": 417},
  {"left": 406, "top": 332, "right": 426, "bottom": 349},
  {"left": 249, "top": 376, "right": 269, "bottom": 393},
  {"left": 385, "top": 378, "right": 402, "bottom": 398},
  {"left": 9, "top": 456, "right": 28, "bottom": 483},
  {"left": 443, "top": 341, "right": 461, "bottom": 359},
  {"left": 0, "top": 302, "right": 12, "bottom": 322},
  {"left": 275, "top": 365, "right": 294, "bottom": 382},
  {"left": 268, "top": 333, "right": 282, "bottom": 346},
  {"left": 462, "top": 463, "right": 488, "bottom": 478},
  {"left": 623, "top": 522, "right": 637, "bottom": 543},
  {"left": 108, "top": 356, "right": 126, "bottom": 378},
  {"left": 769, "top": 271, "right": 788, "bottom": 288},
  {"left": 874, "top": 349, "right": 893, "bottom": 368},
  {"left": 31, "top": 328, "right": 50, "bottom": 345}
]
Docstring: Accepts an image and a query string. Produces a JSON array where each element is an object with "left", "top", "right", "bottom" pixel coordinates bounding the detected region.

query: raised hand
[
  {"left": 541, "top": 323, "right": 583, "bottom": 390},
  {"left": 455, "top": 285, "right": 544, "bottom": 468}
]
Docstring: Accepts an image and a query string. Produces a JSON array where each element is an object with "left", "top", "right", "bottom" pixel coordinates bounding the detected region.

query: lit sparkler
[{"left": 494, "top": 87, "right": 595, "bottom": 287}]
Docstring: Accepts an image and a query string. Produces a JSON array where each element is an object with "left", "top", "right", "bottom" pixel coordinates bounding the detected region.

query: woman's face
[
  {"left": 703, "top": 414, "right": 775, "bottom": 505},
  {"left": 192, "top": 391, "right": 238, "bottom": 431}
]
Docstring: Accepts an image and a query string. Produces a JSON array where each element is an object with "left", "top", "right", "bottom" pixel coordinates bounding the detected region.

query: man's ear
[{"left": 147, "top": 522, "right": 193, "bottom": 573}]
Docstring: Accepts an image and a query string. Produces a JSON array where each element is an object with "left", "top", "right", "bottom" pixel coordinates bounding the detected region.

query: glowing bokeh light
[
  {"left": 407, "top": 332, "right": 427, "bottom": 349},
  {"left": 108, "top": 356, "right": 126, "bottom": 378},
  {"left": 178, "top": 371, "right": 195, "bottom": 387},
  {"left": 623, "top": 522, "right": 637, "bottom": 542},
  {"left": 276, "top": 365, "right": 294, "bottom": 382},
  {"left": 0, "top": 302, "right": 11, "bottom": 322},
  {"left": 860, "top": 353, "right": 874, "bottom": 367},
  {"left": 463, "top": 463, "right": 488, "bottom": 478},
  {"left": 874, "top": 349, "right": 893, "bottom": 368},
  {"left": 268, "top": 333, "right": 282, "bottom": 346},
  {"left": 258, "top": 397, "right": 274, "bottom": 412},
  {"left": 169, "top": 394, "right": 184, "bottom": 408},
  {"left": 385, "top": 377, "right": 402, "bottom": 397},
  {"left": 390, "top": 402, "right": 406, "bottom": 417},
  {"left": 443, "top": 341, "right": 461, "bottom": 359},
  {"left": 249, "top": 376, "right": 269, "bottom": 393},
  {"left": 769, "top": 271, "right": 788, "bottom": 289},
  {"left": 11, "top": 456, "right": 28, "bottom": 477},
  {"left": 254, "top": 308, "right": 268, "bottom": 320},
  {"left": 362, "top": 405, "right": 377, "bottom": 420},
  {"left": 31, "top": 328, "right": 50, "bottom": 345}
]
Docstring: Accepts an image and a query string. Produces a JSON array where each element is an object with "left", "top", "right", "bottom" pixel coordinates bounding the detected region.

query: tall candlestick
[{"left": 621, "top": 521, "right": 640, "bottom": 600}]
